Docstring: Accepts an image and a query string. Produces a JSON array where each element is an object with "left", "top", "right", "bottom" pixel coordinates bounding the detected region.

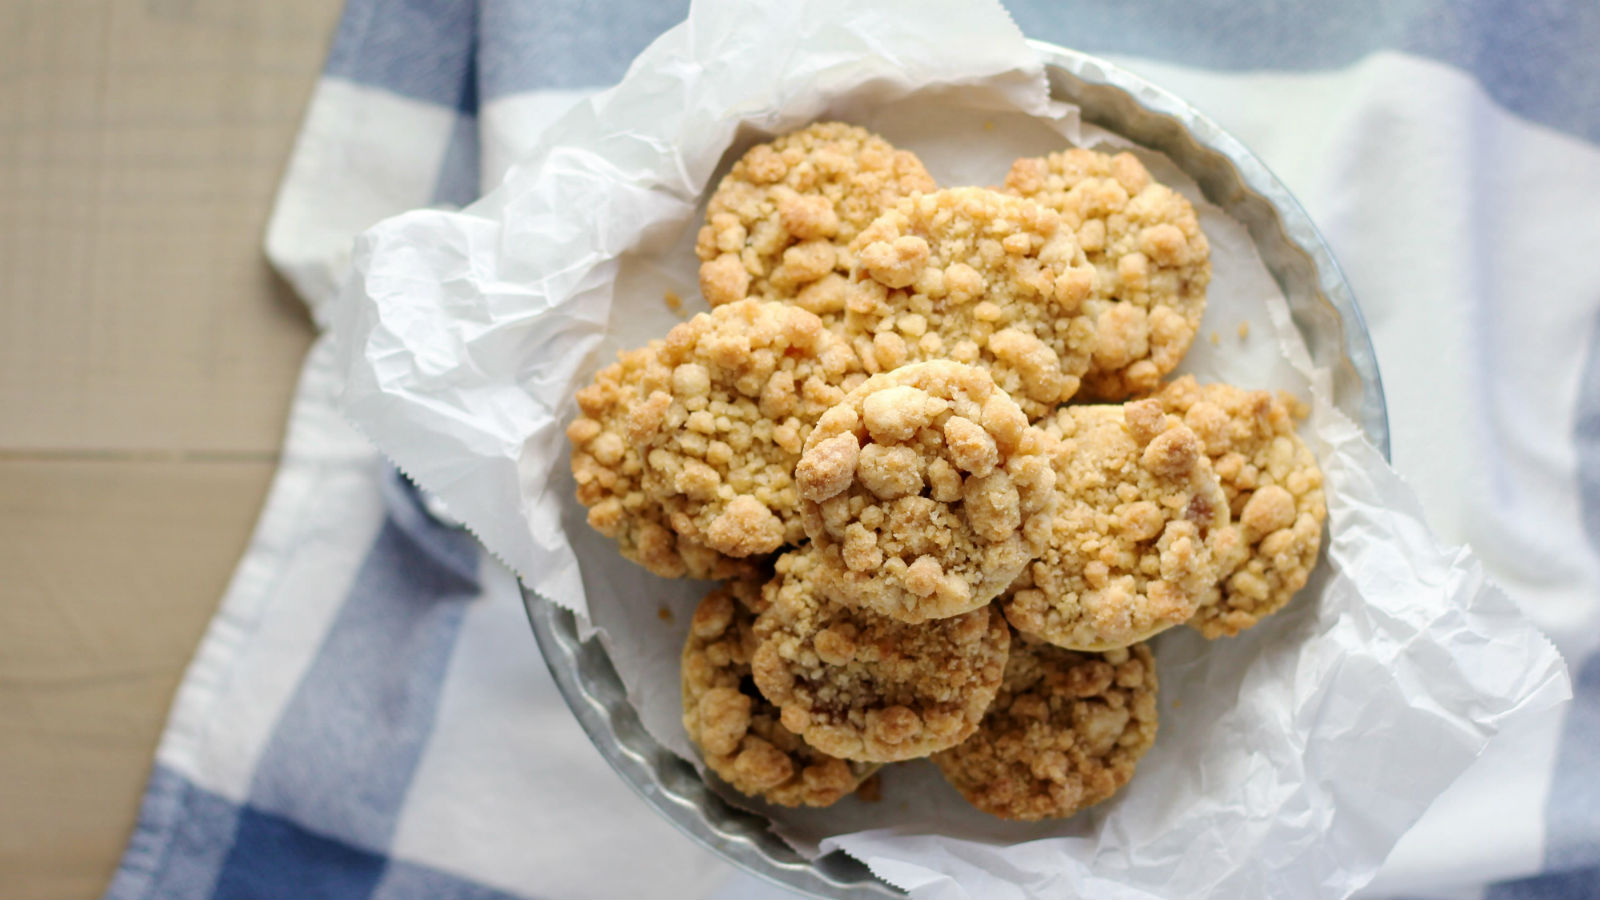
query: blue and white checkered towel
[{"left": 108, "top": 1, "right": 1600, "bottom": 897}]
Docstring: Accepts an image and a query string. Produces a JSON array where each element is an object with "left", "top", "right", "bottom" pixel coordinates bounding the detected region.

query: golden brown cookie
[
  {"left": 795, "top": 361, "right": 1056, "bottom": 622},
  {"left": 933, "top": 636, "right": 1158, "bottom": 821},
  {"left": 725, "top": 564, "right": 772, "bottom": 614},
  {"left": 751, "top": 549, "right": 1010, "bottom": 762},
  {"left": 568, "top": 344, "right": 755, "bottom": 580},
  {"left": 1154, "top": 376, "right": 1327, "bottom": 637},
  {"left": 1004, "top": 149, "right": 1210, "bottom": 400},
  {"left": 696, "top": 122, "right": 937, "bottom": 321},
  {"left": 623, "top": 299, "right": 863, "bottom": 558},
  {"left": 1001, "top": 400, "right": 1230, "bottom": 651},
  {"left": 842, "top": 187, "right": 1101, "bottom": 420},
  {"left": 682, "top": 582, "right": 877, "bottom": 807}
]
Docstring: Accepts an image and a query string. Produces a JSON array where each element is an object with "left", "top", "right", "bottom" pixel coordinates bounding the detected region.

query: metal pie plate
[{"left": 524, "top": 40, "right": 1390, "bottom": 900}]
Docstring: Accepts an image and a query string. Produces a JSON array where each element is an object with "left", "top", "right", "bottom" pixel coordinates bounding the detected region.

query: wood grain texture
[
  {"left": 0, "top": 459, "right": 280, "bottom": 898},
  {"left": 0, "top": 0, "right": 335, "bottom": 454},
  {"left": 0, "top": 1, "right": 342, "bottom": 896}
]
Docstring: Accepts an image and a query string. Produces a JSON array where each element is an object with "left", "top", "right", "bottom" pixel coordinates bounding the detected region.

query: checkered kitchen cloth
[{"left": 108, "top": 1, "right": 1600, "bottom": 897}]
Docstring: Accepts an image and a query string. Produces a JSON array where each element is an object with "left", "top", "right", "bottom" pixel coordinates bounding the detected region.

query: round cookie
[
  {"left": 1001, "top": 399, "right": 1230, "bottom": 651},
  {"left": 625, "top": 298, "right": 863, "bottom": 558},
  {"left": 568, "top": 343, "right": 755, "bottom": 580},
  {"left": 1154, "top": 376, "right": 1327, "bottom": 637},
  {"left": 696, "top": 122, "right": 937, "bottom": 322},
  {"left": 843, "top": 187, "right": 1101, "bottom": 419},
  {"left": 933, "top": 636, "right": 1158, "bottom": 821},
  {"left": 682, "top": 582, "right": 877, "bottom": 807},
  {"left": 751, "top": 549, "right": 1010, "bottom": 762},
  {"left": 795, "top": 361, "right": 1056, "bottom": 623},
  {"left": 724, "top": 563, "right": 772, "bottom": 614},
  {"left": 1004, "top": 148, "right": 1211, "bottom": 400}
]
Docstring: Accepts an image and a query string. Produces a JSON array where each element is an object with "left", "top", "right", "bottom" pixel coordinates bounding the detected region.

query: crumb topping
[
  {"left": 841, "top": 188, "right": 1102, "bottom": 419},
  {"left": 682, "top": 582, "right": 877, "bottom": 806},
  {"left": 617, "top": 299, "right": 864, "bottom": 557},
  {"left": 1154, "top": 376, "right": 1326, "bottom": 637},
  {"left": 567, "top": 342, "right": 756, "bottom": 579},
  {"left": 751, "top": 549, "right": 1010, "bottom": 762},
  {"left": 933, "top": 636, "right": 1157, "bottom": 820},
  {"left": 1005, "top": 149, "right": 1210, "bottom": 399},
  {"left": 696, "top": 122, "right": 936, "bottom": 322},
  {"left": 1000, "top": 400, "right": 1230, "bottom": 650},
  {"left": 796, "top": 361, "right": 1056, "bottom": 622}
]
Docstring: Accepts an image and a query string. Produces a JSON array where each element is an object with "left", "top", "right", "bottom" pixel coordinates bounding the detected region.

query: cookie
[
  {"left": 725, "top": 564, "right": 772, "bottom": 614},
  {"left": 751, "top": 549, "right": 1010, "bottom": 762},
  {"left": 1000, "top": 400, "right": 1230, "bottom": 651},
  {"left": 625, "top": 299, "right": 863, "bottom": 558},
  {"left": 933, "top": 636, "right": 1158, "bottom": 821},
  {"left": 843, "top": 187, "right": 1101, "bottom": 419},
  {"left": 696, "top": 122, "right": 937, "bottom": 322},
  {"left": 568, "top": 344, "right": 755, "bottom": 580},
  {"left": 795, "top": 361, "right": 1056, "bottom": 622},
  {"left": 682, "top": 582, "right": 877, "bottom": 807},
  {"left": 1004, "top": 149, "right": 1210, "bottom": 400},
  {"left": 1154, "top": 376, "right": 1327, "bottom": 637}
]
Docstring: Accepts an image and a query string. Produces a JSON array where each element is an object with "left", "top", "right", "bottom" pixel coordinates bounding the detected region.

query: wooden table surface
[{"left": 1, "top": 2, "right": 342, "bottom": 895}]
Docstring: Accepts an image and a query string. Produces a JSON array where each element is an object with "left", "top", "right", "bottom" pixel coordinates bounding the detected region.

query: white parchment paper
[{"left": 332, "top": 1, "right": 1571, "bottom": 896}]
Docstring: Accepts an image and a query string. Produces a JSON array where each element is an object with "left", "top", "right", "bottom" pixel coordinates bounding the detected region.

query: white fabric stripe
[
  {"left": 479, "top": 89, "right": 594, "bottom": 193},
  {"left": 265, "top": 79, "right": 464, "bottom": 321},
  {"left": 1104, "top": 51, "right": 1600, "bottom": 890},
  {"left": 154, "top": 335, "right": 388, "bottom": 803},
  {"left": 385, "top": 561, "right": 740, "bottom": 898}
]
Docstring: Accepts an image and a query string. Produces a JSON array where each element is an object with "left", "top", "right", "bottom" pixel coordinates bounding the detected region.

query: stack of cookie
[{"left": 567, "top": 123, "right": 1327, "bottom": 821}]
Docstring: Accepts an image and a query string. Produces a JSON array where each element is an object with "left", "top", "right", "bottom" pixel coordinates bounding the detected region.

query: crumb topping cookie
[
  {"left": 751, "top": 549, "right": 1010, "bottom": 762},
  {"left": 843, "top": 187, "right": 1101, "bottom": 420},
  {"left": 933, "top": 636, "right": 1157, "bottom": 821},
  {"left": 725, "top": 565, "right": 772, "bottom": 614},
  {"left": 568, "top": 343, "right": 755, "bottom": 580},
  {"left": 696, "top": 122, "right": 937, "bottom": 321},
  {"left": 682, "top": 582, "right": 877, "bottom": 807},
  {"left": 795, "top": 361, "right": 1056, "bottom": 622},
  {"left": 1004, "top": 149, "right": 1211, "bottom": 400},
  {"left": 623, "top": 299, "right": 863, "bottom": 558},
  {"left": 1154, "top": 376, "right": 1327, "bottom": 637},
  {"left": 1001, "top": 400, "right": 1230, "bottom": 651},
  {"left": 573, "top": 122, "right": 1334, "bottom": 825}
]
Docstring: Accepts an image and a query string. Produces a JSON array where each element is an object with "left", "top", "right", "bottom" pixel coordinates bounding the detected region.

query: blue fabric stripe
[
  {"left": 105, "top": 765, "right": 523, "bottom": 900},
  {"left": 1487, "top": 864, "right": 1600, "bottom": 900},
  {"left": 1577, "top": 310, "right": 1600, "bottom": 559},
  {"left": 106, "top": 765, "right": 242, "bottom": 900},
  {"left": 327, "top": 0, "right": 688, "bottom": 104},
  {"left": 1002, "top": 0, "right": 1600, "bottom": 145},
  {"left": 476, "top": 0, "right": 689, "bottom": 96},
  {"left": 326, "top": 0, "right": 480, "bottom": 112},
  {"left": 329, "top": 0, "right": 1600, "bottom": 146},
  {"left": 434, "top": 113, "right": 483, "bottom": 207},
  {"left": 236, "top": 474, "right": 480, "bottom": 854},
  {"left": 1485, "top": 640, "right": 1600, "bottom": 899},
  {"left": 373, "top": 861, "right": 522, "bottom": 900},
  {"left": 1539, "top": 650, "right": 1600, "bottom": 871},
  {"left": 214, "top": 809, "right": 389, "bottom": 900}
]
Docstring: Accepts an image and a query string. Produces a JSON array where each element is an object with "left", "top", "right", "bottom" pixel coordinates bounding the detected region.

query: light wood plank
[
  {"left": 0, "top": 1, "right": 344, "bottom": 896},
  {"left": 0, "top": 458, "right": 281, "bottom": 899},
  {"left": 0, "top": 0, "right": 337, "bottom": 454}
]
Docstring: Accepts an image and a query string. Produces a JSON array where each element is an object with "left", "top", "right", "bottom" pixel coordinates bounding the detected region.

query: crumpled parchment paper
[{"left": 331, "top": 1, "right": 1571, "bottom": 896}]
